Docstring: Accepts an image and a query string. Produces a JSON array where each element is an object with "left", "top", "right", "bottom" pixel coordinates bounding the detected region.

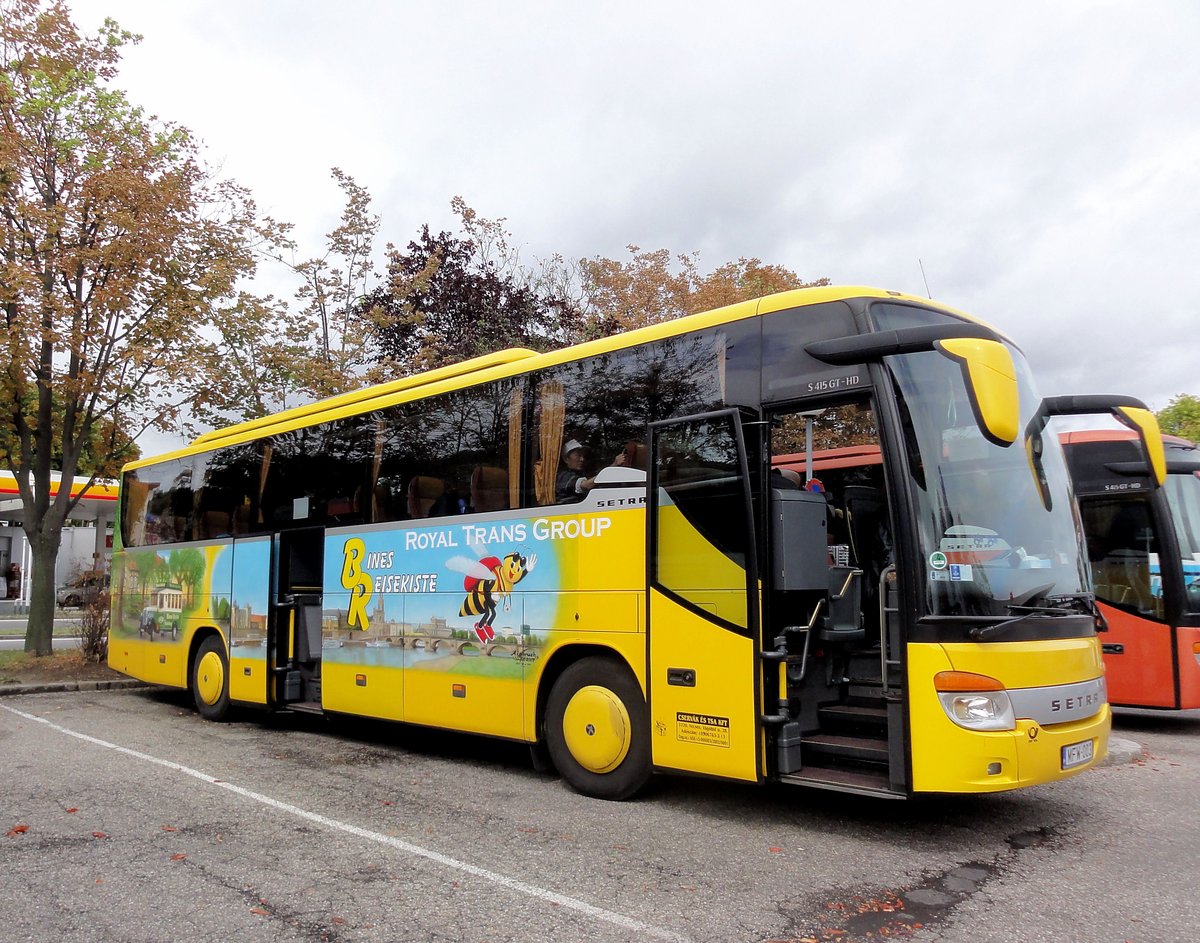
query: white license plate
[{"left": 1061, "top": 739, "right": 1094, "bottom": 770}]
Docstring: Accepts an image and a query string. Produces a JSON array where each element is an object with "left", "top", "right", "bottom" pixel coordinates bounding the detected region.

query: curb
[
  {"left": 0, "top": 678, "right": 151, "bottom": 697},
  {"left": 1101, "top": 735, "right": 1144, "bottom": 767}
]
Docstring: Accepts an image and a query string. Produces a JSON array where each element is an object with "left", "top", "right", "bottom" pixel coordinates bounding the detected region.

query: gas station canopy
[{"left": 0, "top": 470, "right": 119, "bottom": 523}]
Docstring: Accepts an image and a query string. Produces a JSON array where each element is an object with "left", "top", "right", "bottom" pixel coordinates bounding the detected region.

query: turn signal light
[{"left": 934, "top": 671, "right": 1005, "bottom": 692}]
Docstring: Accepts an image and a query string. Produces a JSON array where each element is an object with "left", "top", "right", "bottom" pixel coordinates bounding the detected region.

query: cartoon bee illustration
[{"left": 446, "top": 546, "right": 537, "bottom": 643}]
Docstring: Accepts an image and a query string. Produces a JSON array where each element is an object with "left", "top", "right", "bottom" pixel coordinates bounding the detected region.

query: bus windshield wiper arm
[
  {"left": 970, "top": 614, "right": 1033, "bottom": 641},
  {"left": 969, "top": 599, "right": 1084, "bottom": 643}
]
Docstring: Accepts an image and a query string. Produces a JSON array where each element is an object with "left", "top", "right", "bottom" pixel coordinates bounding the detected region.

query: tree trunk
[{"left": 23, "top": 531, "right": 62, "bottom": 656}]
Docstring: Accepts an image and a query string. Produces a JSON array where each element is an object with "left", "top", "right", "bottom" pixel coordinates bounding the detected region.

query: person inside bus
[{"left": 556, "top": 438, "right": 630, "bottom": 503}]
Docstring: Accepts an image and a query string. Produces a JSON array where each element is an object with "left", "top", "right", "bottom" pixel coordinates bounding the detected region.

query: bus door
[
  {"left": 647, "top": 409, "right": 763, "bottom": 783},
  {"left": 227, "top": 535, "right": 272, "bottom": 705},
  {"left": 271, "top": 526, "right": 325, "bottom": 709},
  {"left": 1078, "top": 493, "right": 1177, "bottom": 708},
  {"left": 766, "top": 400, "right": 905, "bottom": 795}
]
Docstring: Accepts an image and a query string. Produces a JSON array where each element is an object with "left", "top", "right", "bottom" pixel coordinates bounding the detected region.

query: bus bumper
[
  {"left": 911, "top": 702, "right": 1111, "bottom": 793},
  {"left": 909, "top": 642, "right": 1112, "bottom": 793}
]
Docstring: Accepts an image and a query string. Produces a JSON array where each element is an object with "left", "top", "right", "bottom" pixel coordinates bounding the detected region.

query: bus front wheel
[
  {"left": 192, "top": 635, "right": 230, "bottom": 721},
  {"left": 545, "top": 657, "right": 651, "bottom": 801}
]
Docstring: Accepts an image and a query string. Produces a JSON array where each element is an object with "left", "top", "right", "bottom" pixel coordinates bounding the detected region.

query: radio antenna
[{"left": 919, "top": 259, "right": 932, "bottom": 298}]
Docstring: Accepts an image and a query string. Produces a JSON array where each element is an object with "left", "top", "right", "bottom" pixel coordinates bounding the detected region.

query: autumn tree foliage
[
  {"left": 577, "top": 246, "right": 828, "bottom": 338},
  {"left": 0, "top": 1, "right": 277, "bottom": 654},
  {"left": 265, "top": 169, "right": 381, "bottom": 400},
  {"left": 355, "top": 195, "right": 823, "bottom": 375},
  {"left": 1157, "top": 394, "right": 1200, "bottom": 443},
  {"left": 357, "top": 198, "right": 580, "bottom": 373}
]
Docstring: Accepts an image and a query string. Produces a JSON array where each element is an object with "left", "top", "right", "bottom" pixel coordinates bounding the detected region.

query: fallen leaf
[
  {"left": 6, "top": 825, "right": 29, "bottom": 837},
  {"left": 92, "top": 831, "right": 107, "bottom": 839},
  {"left": 66, "top": 808, "right": 78, "bottom": 814},
  {"left": 331, "top": 917, "right": 346, "bottom": 925},
  {"left": 250, "top": 907, "right": 269, "bottom": 916},
  {"left": 769, "top": 846, "right": 782, "bottom": 853},
  {"left": 170, "top": 854, "right": 186, "bottom": 861},
  {"left": 161, "top": 826, "right": 177, "bottom": 832}
]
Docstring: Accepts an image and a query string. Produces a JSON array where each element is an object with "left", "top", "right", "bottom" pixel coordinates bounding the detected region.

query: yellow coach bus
[{"left": 109, "top": 286, "right": 1118, "bottom": 799}]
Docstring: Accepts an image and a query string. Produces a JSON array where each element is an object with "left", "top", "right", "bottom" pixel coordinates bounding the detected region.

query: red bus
[{"left": 1061, "top": 428, "right": 1200, "bottom": 709}]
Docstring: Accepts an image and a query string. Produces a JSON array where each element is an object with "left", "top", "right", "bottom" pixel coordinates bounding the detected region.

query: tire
[
  {"left": 64, "top": 594, "right": 80, "bottom": 608},
  {"left": 545, "top": 656, "right": 651, "bottom": 801},
  {"left": 192, "top": 634, "right": 231, "bottom": 721}
]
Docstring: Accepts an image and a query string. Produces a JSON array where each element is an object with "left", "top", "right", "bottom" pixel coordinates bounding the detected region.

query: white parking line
[{"left": 1, "top": 702, "right": 688, "bottom": 943}]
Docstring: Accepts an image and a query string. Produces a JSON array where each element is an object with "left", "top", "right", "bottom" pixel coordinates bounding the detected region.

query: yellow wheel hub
[
  {"left": 561, "top": 685, "right": 631, "bottom": 774},
  {"left": 195, "top": 650, "right": 225, "bottom": 706}
]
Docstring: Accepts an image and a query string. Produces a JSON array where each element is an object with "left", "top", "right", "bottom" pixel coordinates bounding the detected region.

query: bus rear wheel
[
  {"left": 192, "top": 635, "right": 230, "bottom": 721},
  {"left": 545, "top": 657, "right": 650, "bottom": 801}
]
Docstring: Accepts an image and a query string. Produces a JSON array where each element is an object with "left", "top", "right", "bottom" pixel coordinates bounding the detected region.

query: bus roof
[{"left": 126, "top": 285, "right": 993, "bottom": 472}]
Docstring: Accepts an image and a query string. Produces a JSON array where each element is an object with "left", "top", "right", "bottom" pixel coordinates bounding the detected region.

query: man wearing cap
[
  {"left": 556, "top": 439, "right": 594, "bottom": 503},
  {"left": 556, "top": 439, "right": 628, "bottom": 503}
]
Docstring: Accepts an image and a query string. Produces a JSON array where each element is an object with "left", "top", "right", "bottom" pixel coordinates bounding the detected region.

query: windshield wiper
[
  {"left": 970, "top": 593, "right": 1099, "bottom": 641},
  {"left": 970, "top": 613, "right": 1037, "bottom": 641},
  {"left": 1005, "top": 603, "right": 1076, "bottom": 616}
]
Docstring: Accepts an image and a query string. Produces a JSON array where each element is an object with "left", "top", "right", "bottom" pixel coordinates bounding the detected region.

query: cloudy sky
[{"left": 66, "top": 0, "right": 1200, "bottom": 442}]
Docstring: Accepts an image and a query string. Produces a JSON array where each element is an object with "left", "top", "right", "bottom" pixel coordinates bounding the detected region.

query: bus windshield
[{"left": 886, "top": 347, "right": 1089, "bottom": 619}]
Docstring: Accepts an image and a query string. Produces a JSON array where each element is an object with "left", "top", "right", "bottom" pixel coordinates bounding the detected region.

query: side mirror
[
  {"left": 1030, "top": 395, "right": 1165, "bottom": 487},
  {"left": 933, "top": 338, "right": 1018, "bottom": 447}
]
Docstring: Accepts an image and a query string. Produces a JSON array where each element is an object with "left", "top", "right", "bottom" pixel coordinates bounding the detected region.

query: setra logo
[{"left": 1051, "top": 693, "right": 1100, "bottom": 712}]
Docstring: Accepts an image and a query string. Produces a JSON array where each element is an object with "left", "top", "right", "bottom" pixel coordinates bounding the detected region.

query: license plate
[{"left": 1061, "top": 739, "right": 1094, "bottom": 770}]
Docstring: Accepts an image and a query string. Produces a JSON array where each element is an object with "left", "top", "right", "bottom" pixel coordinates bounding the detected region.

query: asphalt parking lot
[{"left": 1, "top": 689, "right": 1197, "bottom": 943}]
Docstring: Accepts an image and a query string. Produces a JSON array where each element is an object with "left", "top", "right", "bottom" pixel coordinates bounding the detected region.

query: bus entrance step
[
  {"left": 801, "top": 732, "right": 888, "bottom": 764},
  {"left": 818, "top": 702, "right": 888, "bottom": 732},
  {"left": 779, "top": 764, "right": 899, "bottom": 798},
  {"left": 285, "top": 701, "right": 324, "bottom": 715}
]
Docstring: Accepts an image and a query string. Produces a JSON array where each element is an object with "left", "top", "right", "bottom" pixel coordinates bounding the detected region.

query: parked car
[{"left": 55, "top": 571, "right": 110, "bottom": 608}]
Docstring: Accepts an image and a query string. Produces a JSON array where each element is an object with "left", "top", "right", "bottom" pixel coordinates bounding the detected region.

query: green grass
[
  {"left": 0, "top": 618, "right": 87, "bottom": 638},
  {"left": 0, "top": 649, "right": 34, "bottom": 682}
]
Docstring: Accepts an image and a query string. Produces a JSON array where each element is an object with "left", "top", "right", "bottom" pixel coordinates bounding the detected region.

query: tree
[
  {"left": 1157, "top": 394, "right": 1200, "bottom": 443},
  {"left": 578, "top": 246, "right": 828, "bottom": 336},
  {"left": 1, "top": 1, "right": 278, "bottom": 654},
  {"left": 359, "top": 199, "right": 580, "bottom": 373},
  {"left": 268, "top": 168, "right": 380, "bottom": 399}
]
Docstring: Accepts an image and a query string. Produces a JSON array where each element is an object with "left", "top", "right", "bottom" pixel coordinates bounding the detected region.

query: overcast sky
[{"left": 66, "top": 0, "right": 1200, "bottom": 448}]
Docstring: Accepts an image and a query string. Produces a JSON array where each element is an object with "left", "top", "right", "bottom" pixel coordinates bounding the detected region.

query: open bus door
[
  {"left": 270, "top": 526, "right": 325, "bottom": 710},
  {"left": 766, "top": 401, "right": 906, "bottom": 796},
  {"left": 647, "top": 409, "right": 763, "bottom": 784}
]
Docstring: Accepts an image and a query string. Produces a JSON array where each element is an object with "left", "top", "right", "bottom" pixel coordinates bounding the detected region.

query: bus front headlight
[{"left": 934, "top": 671, "right": 1016, "bottom": 731}]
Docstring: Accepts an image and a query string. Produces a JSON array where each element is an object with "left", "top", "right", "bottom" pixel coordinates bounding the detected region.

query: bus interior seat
[
  {"left": 197, "top": 511, "right": 231, "bottom": 539},
  {"left": 624, "top": 441, "right": 649, "bottom": 470},
  {"left": 326, "top": 496, "right": 355, "bottom": 518},
  {"left": 777, "top": 468, "right": 802, "bottom": 488},
  {"left": 471, "top": 466, "right": 509, "bottom": 513},
  {"left": 294, "top": 600, "right": 322, "bottom": 663},
  {"left": 407, "top": 476, "right": 445, "bottom": 518},
  {"left": 842, "top": 485, "right": 886, "bottom": 570}
]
